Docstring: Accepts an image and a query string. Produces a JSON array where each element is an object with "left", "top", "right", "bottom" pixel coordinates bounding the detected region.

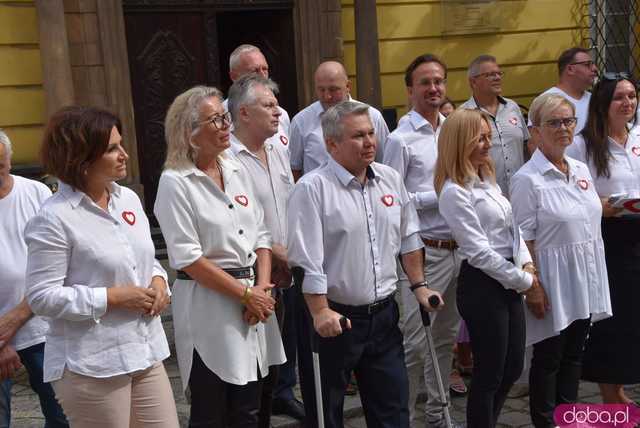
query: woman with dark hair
[
  {"left": 435, "top": 109, "right": 546, "bottom": 427},
  {"left": 566, "top": 73, "right": 640, "bottom": 403},
  {"left": 24, "top": 106, "right": 179, "bottom": 427}
]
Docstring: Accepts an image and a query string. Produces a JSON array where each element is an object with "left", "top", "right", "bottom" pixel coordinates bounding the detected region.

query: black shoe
[{"left": 272, "top": 398, "right": 306, "bottom": 420}]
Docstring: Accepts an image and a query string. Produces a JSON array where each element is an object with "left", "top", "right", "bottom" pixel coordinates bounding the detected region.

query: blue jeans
[
  {"left": 1, "top": 343, "right": 69, "bottom": 428},
  {"left": 0, "top": 378, "right": 10, "bottom": 428}
]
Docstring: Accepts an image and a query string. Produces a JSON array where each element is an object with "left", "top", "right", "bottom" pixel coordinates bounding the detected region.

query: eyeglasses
[
  {"left": 543, "top": 117, "right": 577, "bottom": 128},
  {"left": 570, "top": 60, "right": 595, "bottom": 68},
  {"left": 195, "top": 112, "right": 232, "bottom": 130},
  {"left": 474, "top": 71, "right": 504, "bottom": 80},
  {"left": 419, "top": 79, "right": 447, "bottom": 87},
  {"left": 602, "top": 72, "right": 631, "bottom": 81}
]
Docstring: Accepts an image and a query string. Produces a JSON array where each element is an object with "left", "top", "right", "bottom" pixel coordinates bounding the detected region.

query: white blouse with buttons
[
  {"left": 439, "top": 178, "right": 533, "bottom": 292},
  {"left": 510, "top": 150, "right": 612, "bottom": 345},
  {"left": 567, "top": 133, "right": 640, "bottom": 198},
  {"left": 154, "top": 157, "right": 285, "bottom": 389},
  {"left": 24, "top": 182, "right": 170, "bottom": 382}
]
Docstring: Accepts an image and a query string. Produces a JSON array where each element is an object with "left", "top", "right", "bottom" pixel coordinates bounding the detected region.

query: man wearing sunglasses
[
  {"left": 461, "top": 55, "right": 529, "bottom": 197},
  {"left": 530, "top": 47, "right": 597, "bottom": 135}
]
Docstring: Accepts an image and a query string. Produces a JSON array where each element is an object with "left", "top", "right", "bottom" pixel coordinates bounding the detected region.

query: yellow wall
[
  {"left": 0, "top": 0, "right": 45, "bottom": 165},
  {"left": 342, "top": 0, "right": 588, "bottom": 118}
]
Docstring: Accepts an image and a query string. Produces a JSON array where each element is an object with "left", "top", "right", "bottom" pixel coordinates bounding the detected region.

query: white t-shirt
[
  {"left": 0, "top": 175, "right": 51, "bottom": 350},
  {"left": 529, "top": 87, "right": 591, "bottom": 133}
]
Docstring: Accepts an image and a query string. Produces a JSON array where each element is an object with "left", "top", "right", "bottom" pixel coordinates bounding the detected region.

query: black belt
[
  {"left": 176, "top": 267, "right": 253, "bottom": 280},
  {"left": 329, "top": 292, "right": 395, "bottom": 317}
]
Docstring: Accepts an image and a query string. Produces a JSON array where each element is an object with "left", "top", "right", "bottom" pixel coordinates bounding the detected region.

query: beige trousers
[{"left": 52, "top": 362, "right": 179, "bottom": 428}]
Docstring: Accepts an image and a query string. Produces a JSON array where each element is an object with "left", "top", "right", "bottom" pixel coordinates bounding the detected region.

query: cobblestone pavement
[{"left": 9, "top": 353, "right": 640, "bottom": 427}]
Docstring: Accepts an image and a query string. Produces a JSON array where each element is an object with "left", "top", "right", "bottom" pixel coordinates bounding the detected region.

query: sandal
[{"left": 449, "top": 369, "right": 468, "bottom": 396}]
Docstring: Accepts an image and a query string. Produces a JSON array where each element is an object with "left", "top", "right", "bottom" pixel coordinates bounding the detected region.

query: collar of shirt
[
  {"left": 530, "top": 148, "right": 580, "bottom": 181},
  {"left": 327, "top": 157, "right": 380, "bottom": 187},
  {"left": 58, "top": 181, "right": 122, "bottom": 209},
  {"left": 466, "top": 95, "right": 508, "bottom": 110},
  {"left": 409, "top": 109, "right": 445, "bottom": 133}
]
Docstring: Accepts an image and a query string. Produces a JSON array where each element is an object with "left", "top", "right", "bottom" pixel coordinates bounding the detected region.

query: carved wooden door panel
[{"left": 124, "top": 12, "right": 215, "bottom": 216}]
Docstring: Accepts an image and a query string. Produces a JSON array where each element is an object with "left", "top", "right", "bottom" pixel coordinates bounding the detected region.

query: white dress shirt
[
  {"left": 510, "top": 150, "right": 612, "bottom": 345},
  {"left": 223, "top": 98, "right": 291, "bottom": 151},
  {"left": 289, "top": 100, "right": 390, "bottom": 174},
  {"left": 439, "top": 178, "right": 533, "bottom": 292},
  {"left": 229, "top": 134, "right": 294, "bottom": 248},
  {"left": 154, "top": 158, "right": 285, "bottom": 388},
  {"left": 24, "top": 182, "right": 170, "bottom": 382},
  {"left": 383, "top": 110, "right": 452, "bottom": 239},
  {"left": 460, "top": 96, "right": 529, "bottom": 196},
  {"left": 287, "top": 158, "right": 423, "bottom": 306},
  {"left": 567, "top": 134, "right": 640, "bottom": 198},
  {"left": 0, "top": 176, "right": 51, "bottom": 351}
]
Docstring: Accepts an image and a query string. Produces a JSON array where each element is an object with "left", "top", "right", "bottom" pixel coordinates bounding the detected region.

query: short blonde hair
[
  {"left": 164, "top": 86, "right": 223, "bottom": 170},
  {"left": 434, "top": 108, "right": 495, "bottom": 194},
  {"left": 528, "top": 93, "right": 576, "bottom": 127}
]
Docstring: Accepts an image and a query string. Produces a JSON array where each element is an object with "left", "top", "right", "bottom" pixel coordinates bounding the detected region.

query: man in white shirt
[
  {"left": 383, "top": 54, "right": 463, "bottom": 428},
  {"left": 289, "top": 61, "right": 389, "bottom": 181},
  {"left": 226, "top": 44, "right": 290, "bottom": 151},
  {"left": 460, "top": 55, "right": 529, "bottom": 196},
  {"left": 288, "top": 101, "right": 442, "bottom": 428},
  {"left": 0, "top": 131, "right": 68, "bottom": 427},
  {"left": 227, "top": 44, "right": 302, "bottom": 420},
  {"left": 527, "top": 47, "right": 597, "bottom": 153},
  {"left": 227, "top": 74, "right": 303, "bottom": 424}
]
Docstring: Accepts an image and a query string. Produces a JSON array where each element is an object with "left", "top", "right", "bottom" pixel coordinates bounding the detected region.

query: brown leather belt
[{"left": 422, "top": 238, "right": 458, "bottom": 251}]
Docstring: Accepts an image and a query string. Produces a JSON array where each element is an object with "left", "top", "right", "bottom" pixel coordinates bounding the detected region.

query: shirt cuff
[
  {"left": 400, "top": 233, "right": 424, "bottom": 255},
  {"left": 92, "top": 287, "right": 108, "bottom": 323},
  {"left": 302, "top": 272, "right": 328, "bottom": 295},
  {"left": 515, "top": 271, "right": 534, "bottom": 293}
]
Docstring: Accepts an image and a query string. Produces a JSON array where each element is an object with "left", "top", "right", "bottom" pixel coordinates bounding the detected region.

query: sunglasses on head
[{"left": 602, "top": 72, "right": 631, "bottom": 81}]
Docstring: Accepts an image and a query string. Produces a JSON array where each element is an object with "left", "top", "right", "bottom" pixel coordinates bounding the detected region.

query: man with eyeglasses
[
  {"left": 225, "top": 44, "right": 291, "bottom": 151},
  {"left": 383, "top": 54, "right": 464, "bottom": 428},
  {"left": 461, "top": 55, "right": 529, "bottom": 196},
  {"left": 529, "top": 47, "right": 597, "bottom": 137}
]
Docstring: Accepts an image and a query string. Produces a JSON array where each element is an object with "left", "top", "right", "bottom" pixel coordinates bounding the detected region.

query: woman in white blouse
[
  {"left": 510, "top": 94, "right": 612, "bottom": 427},
  {"left": 566, "top": 74, "right": 640, "bottom": 403},
  {"left": 435, "top": 108, "right": 546, "bottom": 428},
  {"left": 154, "top": 86, "right": 285, "bottom": 427},
  {"left": 24, "top": 106, "right": 178, "bottom": 427}
]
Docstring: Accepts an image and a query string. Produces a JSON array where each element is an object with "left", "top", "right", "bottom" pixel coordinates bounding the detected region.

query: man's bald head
[
  {"left": 229, "top": 44, "right": 269, "bottom": 81},
  {"left": 314, "top": 61, "right": 351, "bottom": 110}
]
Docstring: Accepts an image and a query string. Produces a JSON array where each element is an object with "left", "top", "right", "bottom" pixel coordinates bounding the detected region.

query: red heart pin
[
  {"left": 235, "top": 195, "right": 249, "bottom": 207},
  {"left": 577, "top": 179, "right": 589, "bottom": 190},
  {"left": 280, "top": 135, "right": 289, "bottom": 146},
  {"left": 632, "top": 146, "right": 640, "bottom": 157},
  {"left": 381, "top": 195, "right": 394, "bottom": 207},
  {"left": 122, "top": 211, "right": 136, "bottom": 225},
  {"left": 509, "top": 117, "right": 518, "bottom": 126},
  {"left": 623, "top": 199, "right": 640, "bottom": 213}
]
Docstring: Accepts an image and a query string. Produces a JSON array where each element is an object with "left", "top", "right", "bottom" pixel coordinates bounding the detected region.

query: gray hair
[
  {"left": 228, "top": 74, "right": 279, "bottom": 126},
  {"left": 528, "top": 93, "right": 576, "bottom": 127},
  {"left": 468, "top": 54, "right": 497, "bottom": 78},
  {"left": 164, "top": 85, "right": 223, "bottom": 169},
  {"left": 229, "top": 44, "right": 262, "bottom": 72},
  {"left": 0, "top": 129, "right": 11, "bottom": 158},
  {"left": 321, "top": 101, "right": 370, "bottom": 142}
]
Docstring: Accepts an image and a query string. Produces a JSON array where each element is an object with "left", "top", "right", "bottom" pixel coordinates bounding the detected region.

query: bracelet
[
  {"left": 241, "top": 286, "right": 252, "bottom": 305},
  {"left": 522, "top": 262, "right": 538, "bottom": 275},
  {"left": 410, "top": 281, "right": 427, "bottom": 291}
]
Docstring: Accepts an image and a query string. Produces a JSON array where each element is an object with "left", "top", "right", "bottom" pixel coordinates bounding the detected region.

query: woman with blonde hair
[
  {"left": 435, "top": 109, "right": 546, "bottom": 427},
  {"left": 154, "top": 85, "right": 285, "bottom": 427},
  {"left": 511, "top": 93, "right": 611, "bottom": 427}
]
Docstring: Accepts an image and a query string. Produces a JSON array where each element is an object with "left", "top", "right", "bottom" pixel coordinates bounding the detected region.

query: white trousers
[{"left": 400, "top": 246, "right": 461, "bottom": 425}]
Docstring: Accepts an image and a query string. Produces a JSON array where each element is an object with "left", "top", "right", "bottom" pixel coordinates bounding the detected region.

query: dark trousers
[
  {"left": 188, "top": 350, "right": 262, "bottom": 428},
  {"left": 318, "top": 300, "right": 409, "bottom": 428},
  {"left": 257, "top": 289, "right": 285, "bottom": 428},
  {"left": 295, "top": 282, "right": 321, "bottom": 427},
  {"left": 273, "top": 287, "right": 298, "bottom": 402},
  {"left": 457, "top": 261, "right": 526, "bottom": 428},
  {"left": 529, "top": 318, "right": 591, "bottom": 428}
]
